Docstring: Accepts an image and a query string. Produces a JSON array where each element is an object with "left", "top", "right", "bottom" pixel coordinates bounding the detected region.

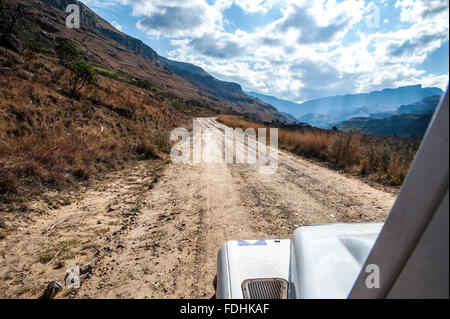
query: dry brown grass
[
  {"left": 218, "top": 115, "right": 419, "bottom": 186},
  {"left": 279, "top": 130, "right": 331, "bottom": 159},
  {"left": 0, "top": 50, "right": 214, "bottom": 198}
]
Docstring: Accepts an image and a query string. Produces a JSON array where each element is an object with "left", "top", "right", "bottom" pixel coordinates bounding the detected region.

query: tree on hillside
[
  {"left": 56, "top": 40, "right": 97, "bottom": 97},
  {"left": 0, "top": 1, "right": 24, "bottom": 34}
]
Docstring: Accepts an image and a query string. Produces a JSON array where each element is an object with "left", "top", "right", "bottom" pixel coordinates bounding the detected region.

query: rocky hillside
[{"left": 0, "top": 0, "right": 289, "bottom": 123}]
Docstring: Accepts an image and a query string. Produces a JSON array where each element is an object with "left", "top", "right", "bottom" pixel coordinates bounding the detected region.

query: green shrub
[
  {"left": 39, "top": 254, "right": 54, "bottom": 264},
  {"left": 56, "top": 40, "right": 97, "bottom": 97}
]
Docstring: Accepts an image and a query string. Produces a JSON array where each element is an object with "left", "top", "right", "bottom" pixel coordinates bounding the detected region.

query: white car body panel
[
  {"left": 216, "top": 239, "right": 291, "bottom": 299},
  {"left": 216, "top": 224, "right": 381, "bottom": 299},
  {"left": 290, "top": 223, "right": 382, "bottom": 299}
]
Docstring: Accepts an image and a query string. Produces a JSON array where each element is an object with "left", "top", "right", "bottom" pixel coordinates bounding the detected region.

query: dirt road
[{"left": 0, "top": 118, "right": 396, "bottom": 299}]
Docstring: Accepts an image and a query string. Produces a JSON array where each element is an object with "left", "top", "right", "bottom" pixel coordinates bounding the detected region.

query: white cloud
[
  {"left": 105, "top": 0, "right": 223, "bottom": 38},
  {"left": 86, "top": 0, "right": 450, "bottom": 100},
  {"left": 82, "top": 0, "right": 123, "bottom": 9},
  {"left": 395, "top": 0, "right": 449, "bottom": 22},
  {"left": 111, "top": 21, "right": 123, "bottom": 31},
  {"left": 213, "top": 0, "right": 280, "bottom": 13},
  {"left": 416, "top": 73, "right": 450, "bottom": 90}
]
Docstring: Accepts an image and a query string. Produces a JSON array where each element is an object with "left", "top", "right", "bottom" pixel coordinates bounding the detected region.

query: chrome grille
[{"left": 242, "top": 278, "right": 289, "bottom": 299}]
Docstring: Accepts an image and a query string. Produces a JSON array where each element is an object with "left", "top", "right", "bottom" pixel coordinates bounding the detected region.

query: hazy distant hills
[
  {"left": 248, "top": 85, "right": 444, "bottom": 139},
  {"left": 338, "top": 114, "right": 434, "bottom": 139},
  {"left": 295, "top": 85, "right": 443, "bottom": 117},
  {"left": 248, "top": 85, "right": 443, "bottom": 128},
  {"left": 299, "top": 105, "right": 381, "bottom": 128},
  {"left": 336, "top": 95, "right": 442, "bottom": 139},
  {"left": 246, "top": 91, "right": 303, "bottom": 118},
  {"left": 369, "top": 95, "right": 442, "bottom": 119},
  {"left": 248, "top": 87, "right": 443, "bottom": 138}
]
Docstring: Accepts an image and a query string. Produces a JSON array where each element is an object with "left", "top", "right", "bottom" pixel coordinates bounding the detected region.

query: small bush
[
  {"left": 328, "top": 130, "right": 361, "bottom": 168},
  {"left": 0, "top": 168, "right": 18, "bottom": 194},
  {"left": 39, "top": 254, "right": 54, "bottom": 264},
  {"left": 150, "top": 130, "right": 171, "bottom": 154},
  {"left": 56, "top": 40, "right": 97, "bottom": 97},
  {"left": 72, "top": 167, "right": 91, "bottom": 181},
  {"left": 136, "top": 141, "right": 160, "bottom": 160},
  {"left": 56, "top": 40, "right": 82, "bottom": 67}
]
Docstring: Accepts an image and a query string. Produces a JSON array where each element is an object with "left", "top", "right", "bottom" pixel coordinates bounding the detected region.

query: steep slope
[
  {"left": 159, "top": 59, "right": 287, "bottom": 121},
  {"left": 280, "top": 112, "right": 299, "bottom": 123},
  {"left": 0, "top": 42, "right": 220, "bottom": 196},
  {"left": 0, "top": 0, "right": 288, "bottom": 122}
]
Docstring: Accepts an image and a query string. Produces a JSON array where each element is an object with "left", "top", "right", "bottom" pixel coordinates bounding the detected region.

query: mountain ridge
[
  {"left": 246, "top": 91, "right": 302, "bottom": 119},
  {"left": 295, "top": 84, "right": 443, "bottom": 118},
  {"left": 369, "top": 95, "right": 442, "bottom": 118},
  {"left": 2, "top": 0, "right": 289, "bottom": 123},
  {"left": 335, "top": 95, "right": 443, "bottom": 138},
  {"left": 248, "top": 85, "right": 444, "bottom": 128},
  {"left": 338, "top": 114, "right": 433, "bottom": 139}
]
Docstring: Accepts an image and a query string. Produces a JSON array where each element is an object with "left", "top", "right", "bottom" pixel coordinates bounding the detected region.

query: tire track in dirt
[{"left": 87, "top": 118, "right": 396, "bottom": 299}]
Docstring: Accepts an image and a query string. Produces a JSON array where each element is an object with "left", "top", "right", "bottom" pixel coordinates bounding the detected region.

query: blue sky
[{"left": 82, "top": 0, "right": 449, "bottom": 102}]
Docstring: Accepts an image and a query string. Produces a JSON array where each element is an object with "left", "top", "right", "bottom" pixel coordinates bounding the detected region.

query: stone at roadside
[
  {"left": 53, "top": 261, "right": 65, "bottom": 270},
  {"left": 80, "top": 264, "right": 93, "bottom": 275},
  {"left": 39, "top": 280, "right": 64, "bottom": 299},
  {"left": 105, "top": 246, "right": 114, "bottom": 253}
]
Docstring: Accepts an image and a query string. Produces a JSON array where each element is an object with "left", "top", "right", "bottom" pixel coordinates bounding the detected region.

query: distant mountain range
[
  {"left": 337, "top": 114, "right": 434, "bottom": 139},
  {"left": 6, "top": 0, "right": 289, "bottom": 123},
  {"left": 336, "top": 95, "right": 443, "bottom": 139},
  {"left": 247, "top": 85, "right": 444, "bottom": 128},
  {"left": 368, "top": 95, "right": 442, "bottom": 119},
  {"left": 296, "top": 84, "right": 442, "bottom": 116},
  {"left": 298, "top": 105, "right": 381, "bottom": 128}
]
